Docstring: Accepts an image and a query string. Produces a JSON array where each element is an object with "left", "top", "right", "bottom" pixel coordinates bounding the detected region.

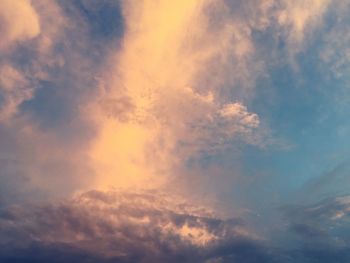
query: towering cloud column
[{"left": 90, "top": 0, "right": 260, "bottom": 190}]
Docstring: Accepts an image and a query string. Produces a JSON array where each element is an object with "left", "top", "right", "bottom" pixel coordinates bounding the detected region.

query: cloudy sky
[{"left": 1, "top": 0, "right": 350, "bottom": 262}]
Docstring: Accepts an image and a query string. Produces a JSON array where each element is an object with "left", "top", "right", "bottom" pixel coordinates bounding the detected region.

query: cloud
[
  {"left": 276, "top": 0, "right": 330, "bottom": 48},
  {"left": 3, "top": 189, "right": 350, "bottom": 262},
  {"left": 1, "top": 0, "right": 334, "bottom": 200},
  {"left": 284, "top": 195, "right": 350, "bottom": 228},
  {"left": 318, "top": 2, "right": 350, "bottom": 89},
  {"left": 0, "top": 65, "right": 34, "bottom": 120},
  {"left": 1, "top": 2, "right": 350, "bottom": 262},
  {"left": 0, "top": 0, "right": 115, "bottom": 203},
  {"left": 87, "top": 0, "right": 336, "bottom": 191},
  {"left": 88, "top": 0, "right": 267, "bottom": 190},
  {"left": 0, "top": 0, "right": 40, "bottom": 51},
  {"left": 0, "top": 0, "right": 335, "bottom": 204},
  {"left": 275, "top": 194, "right": 350, "bottom": 262},
  {"left": 296, "top": 162, "right": 350, "bottom": 204},
  {"left": 0, "top": 189, "right": 275, "bottom": 263},
  {"left": 0, "top": 0, "right": 341, "bottom": 213}
]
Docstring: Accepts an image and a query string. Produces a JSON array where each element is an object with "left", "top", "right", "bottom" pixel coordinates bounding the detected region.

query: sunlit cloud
[
  {"left": 89, "top": 0, "right": 265, "bottom": 190},
  {"left": 1, "top": 0, "right": 350, "bottom": 262},
  {"left": 0, "top": 0, "right": 40, "bottom": 51}
]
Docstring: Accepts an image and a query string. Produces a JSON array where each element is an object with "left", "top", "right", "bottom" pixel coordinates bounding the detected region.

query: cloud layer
[
  {"left": 1, "top": 0, "right": 350, "bottom": 262},
  {"left": 2, "top": 189, "right": 350, "bottom": 262},
  {"left": 0, "top": 190, "right": 274, "bottom": 263}
]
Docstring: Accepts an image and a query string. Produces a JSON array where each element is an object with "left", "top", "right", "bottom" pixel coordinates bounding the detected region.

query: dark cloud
[
  {"left": 279, "top": 195, "right": 350, "bottom": 262},
  {"left": 0, "top": 191, "right": 350, "bottom": 263},
  {"left": 3, "top": 191, "right": 350, "bottom": 263},
  {"left": 0, "top": 190, "right": 276, "bottom": 263}
]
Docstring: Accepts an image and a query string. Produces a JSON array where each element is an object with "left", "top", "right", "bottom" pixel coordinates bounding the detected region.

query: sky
[{"left": 1, "top": 0, "right": 350, "bottom": 262}]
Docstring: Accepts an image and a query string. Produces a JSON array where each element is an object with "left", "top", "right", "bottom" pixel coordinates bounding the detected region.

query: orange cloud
[
  {"left": 89, "top": 0, "right": 261, "bottom": 190},
  {"left": 0, "top": 0, "right": 40, "bottom": 51}
]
